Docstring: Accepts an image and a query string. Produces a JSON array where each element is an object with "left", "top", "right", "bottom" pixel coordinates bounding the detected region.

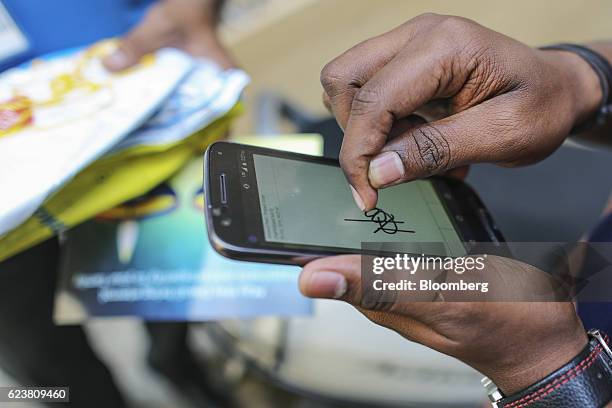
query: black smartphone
[{"left": 204, "top": 141, "right": 504, "bottom": 265}]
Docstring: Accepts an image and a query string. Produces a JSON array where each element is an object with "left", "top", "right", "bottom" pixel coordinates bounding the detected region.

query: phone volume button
[{"left": 219, "top": 173, "right": 228, "bottom": 204}]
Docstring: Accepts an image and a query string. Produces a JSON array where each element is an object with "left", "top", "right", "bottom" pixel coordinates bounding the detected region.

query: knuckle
[
  {"left": 438, "top": 15, "right": 474, "bottom": 34},
  {"left": 360, "top": 284, "right": 397, "bottom": 312},
  {"left": 339, "top": 151, "right": 363, "bottom": 179},
  {"left": 437, "top": 17, "right": 484, "bottom": 56},
  {"left": 351, "top": 86, "right": 383, "bottom": 117},
  {"left": 417, "top": 12, "right": 442, "bottom": 19},
  {"left": 320, "top": 60, "right": 346, "bottom": 96},
  {"left": 410, "top": 12, "right": 443, "bottom": 24},
  {"left": 410, "top": 125, "right": 452, "bottom": 174}
]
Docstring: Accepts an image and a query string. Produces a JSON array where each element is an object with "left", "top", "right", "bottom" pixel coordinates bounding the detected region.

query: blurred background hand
[{"left": 103, "top": 0, "right": 235, "bottom": 71}]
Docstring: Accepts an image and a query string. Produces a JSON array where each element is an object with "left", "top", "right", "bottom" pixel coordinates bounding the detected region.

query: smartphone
[{"left": 204, "top": 142, "right": 504, "bottom": 265}]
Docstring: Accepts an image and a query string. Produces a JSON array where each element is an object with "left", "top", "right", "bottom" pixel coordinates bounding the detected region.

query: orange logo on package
[{"left": 0, "top": 96, "right": 33, "bottom": 137}]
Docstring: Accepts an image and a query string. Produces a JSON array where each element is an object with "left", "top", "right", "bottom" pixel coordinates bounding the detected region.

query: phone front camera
[{"left": 248, "top": 235, "right": 258, "bottom": 243}]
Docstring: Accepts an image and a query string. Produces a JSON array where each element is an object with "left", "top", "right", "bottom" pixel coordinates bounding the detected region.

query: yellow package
[{"left": 0, "top": 105, "right": 242, "bottom": 262}]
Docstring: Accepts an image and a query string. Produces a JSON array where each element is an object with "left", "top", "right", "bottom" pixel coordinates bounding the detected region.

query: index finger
[
  {"left": 320, "top": 13, "right": 448, "bottom": 131},
  {"left": 339, "top": 48, "right": 454, "bottom": 210},
  {"left": 320, "top": 26, "right": 409, "bottom": 131}
]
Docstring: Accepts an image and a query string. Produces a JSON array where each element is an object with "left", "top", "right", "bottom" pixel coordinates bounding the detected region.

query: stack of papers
[{"left": 0, "top": 42, "right": 248, "bottom": 261}]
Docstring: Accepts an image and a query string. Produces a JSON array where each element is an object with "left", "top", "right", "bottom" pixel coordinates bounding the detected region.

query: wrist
[
  {"left": 540, "top": 49, "right": 602, "bottom": 129},
  {"left": 487, "top": 328, "right": 588, "bottom": 395},
  {"left": 487, "top": 330, "right": 612, "bottom": 408}
]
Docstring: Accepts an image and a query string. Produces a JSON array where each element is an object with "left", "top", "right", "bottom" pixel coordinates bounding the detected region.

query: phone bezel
[{"left": 204, "top": 141, "right": 504, "bottom": 265}]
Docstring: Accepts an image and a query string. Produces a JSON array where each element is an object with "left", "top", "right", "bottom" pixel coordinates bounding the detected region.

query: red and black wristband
[{"left": 485, "top": 330, "right": 612, "bottom": 408}]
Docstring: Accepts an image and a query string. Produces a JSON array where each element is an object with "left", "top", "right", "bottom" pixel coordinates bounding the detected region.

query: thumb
[
  {"left": 299, "top": 255, "right": 403, "bottom": 311},
  {"left": 103, "top": 5, "right": 177, "bottom": 71},
  {"left": 299, "top": 255, "right": 441, "bottom": 313},
  {"left": 299, "top": 255, "right": 360, "bottom": 302},
  {"left": 368, "top": 98, "right": 525, "bottom": 187}
]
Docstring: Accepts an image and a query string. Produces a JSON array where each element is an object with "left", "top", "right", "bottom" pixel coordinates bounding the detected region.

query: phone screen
[{"left": 252, "top": 154, "right": 466, "bottom": 256}]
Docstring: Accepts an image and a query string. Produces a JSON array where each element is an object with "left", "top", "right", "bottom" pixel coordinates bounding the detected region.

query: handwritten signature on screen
[{"left": 344, "top": 208, "right": 415, "bottom": 234}]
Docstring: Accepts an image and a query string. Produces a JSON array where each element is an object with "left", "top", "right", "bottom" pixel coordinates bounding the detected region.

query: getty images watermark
[
  {"left": 371, "top": 252, "right": 489, "bottom": 294},
  {"left": 360, "top": 242, "right": 612, "bottom": 304}
]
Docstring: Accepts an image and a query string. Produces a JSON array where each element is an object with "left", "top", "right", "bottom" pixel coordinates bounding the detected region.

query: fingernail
[
  {"left": 350, "top": 186, "right": 365, "bottom": 211},
  {"left": 309, "top": 271, "right": 347, "bottom": 299},
  {"left": 369, "top": 151, "right": 405, "bottom": 187},
  {"left": 104, "top": 49, "right": 129, "bottom": 71}
]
